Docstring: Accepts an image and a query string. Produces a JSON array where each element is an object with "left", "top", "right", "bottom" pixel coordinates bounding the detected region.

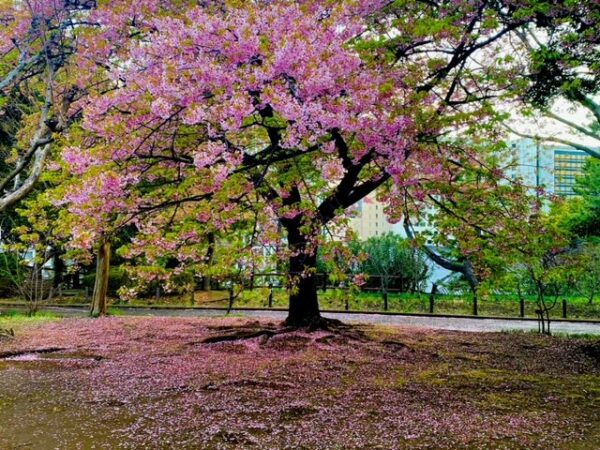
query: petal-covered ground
[{"left": 0, "top": 317, "right": 599, "bottom": 449}]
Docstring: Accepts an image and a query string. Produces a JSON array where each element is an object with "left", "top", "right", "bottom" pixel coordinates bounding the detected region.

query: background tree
[
  {"left": 507, "top": 1, "right": 600, "bottom": 157},
  {"left": 568, "top": 159, "right": 600, "bottom": 237},
  {"left": 400, "top": 140, "right": 539, "bottom": 314},
  {"left": 570, "top": 243, "right": 600, "bottom": 305},
  {"left": 360, "top": 233, "right": 428, "bottom": 307}
]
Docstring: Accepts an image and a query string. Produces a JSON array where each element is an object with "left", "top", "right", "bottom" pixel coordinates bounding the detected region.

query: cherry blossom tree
[{"left": 53, "top": 0, "right": 574, "bottom": 327}]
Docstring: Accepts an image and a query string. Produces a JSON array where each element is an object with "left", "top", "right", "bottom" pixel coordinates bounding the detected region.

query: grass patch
[
  {"left": 552, "top": 332, "right": 600, "bottom": 340},
  {"left": 4, "top": 286, "right": 600, "bottom": 321},
  {"left": 0, "top": 310, "right": 60, "bottom": 331},
  {"left": 226, "top": 288, "right": 600, "bottom": 320},
  {"left": 107, "top": 307, "right": 125, "bottom": 316}
]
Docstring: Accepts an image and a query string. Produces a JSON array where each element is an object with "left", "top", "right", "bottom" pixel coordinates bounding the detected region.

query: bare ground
[{"left": 0, "top": 317, "right": 599, "bottom": 449}]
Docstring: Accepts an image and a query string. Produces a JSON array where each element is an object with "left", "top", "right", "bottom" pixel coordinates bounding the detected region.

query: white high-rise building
[
  {"left": 507, "top": 139, "right": 591, "bottom": 196},
  {"left": 348, "top": 193, "right": 394, "bottom": 240}
]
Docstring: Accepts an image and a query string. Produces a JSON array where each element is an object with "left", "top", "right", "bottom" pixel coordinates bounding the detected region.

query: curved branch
[
  {"left": 0, "top": 135, "right": 53, "bottom": 193},
  {"left": 0, "top": 52, "right": 43, "bottom": 92},
  {"left": 505, "top": 123, "right": 600, "bottom": 159},
  {"left": 545, "top": 110, "right": 600, "bottom": 144},
  {"left": 0, "top": 143, "right": 51, "bottom": 211},
  {"left": 402, "top": 217, "right": 466, "bottom": 273}
]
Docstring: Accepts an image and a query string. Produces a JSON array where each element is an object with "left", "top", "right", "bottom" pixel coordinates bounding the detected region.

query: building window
[{"left": 554, "top": 149, "right": 589, "bottom": 196}]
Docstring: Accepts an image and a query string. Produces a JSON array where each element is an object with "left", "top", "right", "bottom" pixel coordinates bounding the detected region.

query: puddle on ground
[
  {"left": 5, "top": 353, "right": 100, "bottom": 362},
  {"left": 0, "top": 351, "right": 105, "bottom": 371}
]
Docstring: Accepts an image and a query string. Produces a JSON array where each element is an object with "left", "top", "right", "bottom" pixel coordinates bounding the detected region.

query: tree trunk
[
  {"left": 202, "top": 232, "right": 215, "bottom": 291},
  {"left": 283, "top": 223, "right": 321, "bottom": 327},
  {"left": 91, "top": 240, "right": 111, "bottom": 317},
  {"left": 464, "top": 261, "right": 479, "bottom": 316},
  {"left": 72, "top": 267, "right": 81, "bottom": 289},
  {"left": 285, "top": 250, "right": 321, "bottom": 327},
  {"left": 381, "top": 277, "right": 389, "bottom": 311},
  {"left": 52, "top": 249, "right": 64, "bottom": 289}
]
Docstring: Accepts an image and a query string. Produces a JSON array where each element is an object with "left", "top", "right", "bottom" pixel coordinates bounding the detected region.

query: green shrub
[{"left": 0, "top": 276, "right": 15, "bottom": 298}]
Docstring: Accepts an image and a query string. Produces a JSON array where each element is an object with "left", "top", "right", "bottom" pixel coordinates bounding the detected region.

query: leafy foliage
[
  {"left": 358, "top": 233, "right": 428, "bottom": 292},
  {"left": 572, "top": 159, "right": 600, "bottom": 237}
]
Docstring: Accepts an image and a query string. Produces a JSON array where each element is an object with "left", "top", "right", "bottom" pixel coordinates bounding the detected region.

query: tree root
[
  {"left": 201, "top": 378, "right": 296, "bottom": 391},
  {"left": 0, "top": 328, "right": 14, "bottom": 340},
  {"left": 201, "top": 317, "right": 375, "bottom": 345},
  {"left": 283, "top": 315, "right": 346, "bottom": 331},
  {"left": 200, "top": 326, "right": 295, "bottom": 344},
  {"left": 381, "top": 340, "right": 412, "bottom": 351}
]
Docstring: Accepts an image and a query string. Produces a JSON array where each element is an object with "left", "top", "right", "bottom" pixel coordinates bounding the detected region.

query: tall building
[
  {"left": 553, "top": 149, "right": 590, "bottom": 196},
  {"left": 508, "top": 139, "right": 591, "bottom": 196},
  {"left": 348, "top": 193, "right": 394, "bottom": 240}
]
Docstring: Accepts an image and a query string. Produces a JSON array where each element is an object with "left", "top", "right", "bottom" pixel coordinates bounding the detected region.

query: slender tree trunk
[
  {"left": 381, "top": 277, "right": 389, "bottom": 311},
  {"left": 52, "top": 249, "right": 64, "bottom": 288},
  {"left": 202, "top": 232, "right": 215, "bottom": 291},
  {"left": 72, "top": 267, "right": 81, "bottom": 289},
  {"left": 517, "top": 283, "right": 525, "bottom": 317},
  {"left": 283, "top": 223, "right": 321, "bottom": 327},
  {"left": 91, "top": 240, "right": 111, "bottom": 317}
]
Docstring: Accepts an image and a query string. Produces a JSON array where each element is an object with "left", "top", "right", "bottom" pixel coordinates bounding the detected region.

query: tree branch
[{"left": 504, "top": 123, "right": 600, "bottom": 159}]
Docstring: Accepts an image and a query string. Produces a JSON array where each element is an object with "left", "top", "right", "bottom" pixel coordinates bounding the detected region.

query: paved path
[
  {"left": 6, "top": 305, "right": 600, "bottom": 335},
  {"left": 322, "top": 312, "right": 600, "bottom": 335}
]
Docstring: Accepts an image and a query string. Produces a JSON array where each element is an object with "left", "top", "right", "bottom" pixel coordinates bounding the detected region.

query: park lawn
[
  {"left": 232, "top": 288, "right": 600, "bottom": 320},
  {"left": 0, "top": 311, "right": 59, "bottom": 333},
  {"left": 0, "top": 316, "right": 599, "bottom": 449},
  {"left": 3, "top": 289, "right": 600, "bottom": 320}
]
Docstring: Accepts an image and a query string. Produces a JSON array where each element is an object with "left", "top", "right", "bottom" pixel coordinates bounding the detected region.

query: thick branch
[
  {"left": 0, "top": 135, "right": 53, "bottom": 193},
  {"left": 569, "top": 90, "right": 600, "bottom": 125},
  {"left": 0, "top": 52, "right": 43, "bottom": 92},
  {"left": 545, "top": 110, "right": 600, "bottom": 144},
  {"left": 403, "top": 217, "right": 467, "bottom": 273},
  {"left": 0, "top": 143, "right": 51, "bottom": 211}
]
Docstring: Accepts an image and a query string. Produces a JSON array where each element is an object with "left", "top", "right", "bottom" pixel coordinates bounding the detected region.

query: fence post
[
  {"left": 519, "top": 297, "right": 525, "bottom": 318},
  {"left": 562, "top": 299, "right": 567, "bottom": 319},
  {"left": 473, "top": 295, "right": 478, "bottom": 316},
  {"left": 268, "top": 283, "right": 273, "bottom": 308},
  {"left": 322, "top": 272, "right": 328, "bottom": 292},
  {"left": 429, "top": 283, "right": 437, "bottom": 314},
  {"left": 85, "top": 286, "right": 90, "bottom": 302},
  {"left": 383, "top": 288, "right": 388, "bottom": 311},
  {"left": 155, "top": 286, "right": 161, "bottom": 301}
]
